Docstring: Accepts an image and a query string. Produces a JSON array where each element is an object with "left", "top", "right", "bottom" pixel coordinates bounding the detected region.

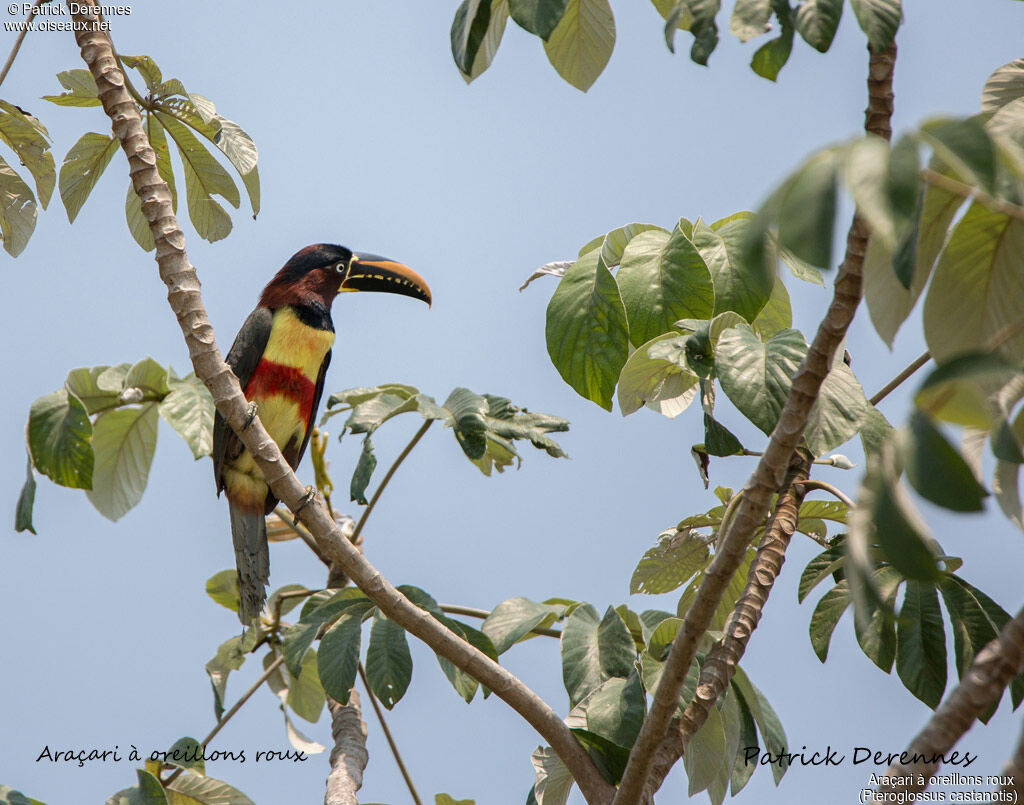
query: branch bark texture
[
  {"left": 875, "top": 605, "right": 1024, "bottom": 796},
  {"left": 324, "top": 693, "right": 369, "bottom": 805},
  {"left": 612, "top": 41, "right": 897, "bottom": 805},
  {"left": 68, "top": 5, "right": 613, "bottom": 802}
]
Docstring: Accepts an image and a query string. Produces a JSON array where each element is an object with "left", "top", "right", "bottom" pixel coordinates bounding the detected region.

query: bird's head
[{"left": 259, "top": 243, "right": 431, "bottom": 309}]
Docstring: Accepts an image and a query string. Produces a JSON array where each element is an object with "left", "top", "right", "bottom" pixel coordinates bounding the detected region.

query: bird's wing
[
  {"left": 288, "top": 348, "right": 331, "bottom": 472},
  {"left": 212, "top": 307, "right": 275, "bottom": 493}
]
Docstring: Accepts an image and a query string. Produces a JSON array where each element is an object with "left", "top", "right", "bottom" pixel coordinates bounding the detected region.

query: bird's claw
[
  {"left": 292, "top": 485, "right": 317, "bottom": 526},
  {"left": 241, "top": 402, "right": 259, "bottom": 431}
]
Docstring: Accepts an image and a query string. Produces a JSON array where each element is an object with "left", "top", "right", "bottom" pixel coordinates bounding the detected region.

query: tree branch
[
  {"left": 67, "top": 6, "right": 612, "bottom": 802},
  {"left": 324, "top": 691, "right": 369, "bottom": 805},
  {"left": 612, "top": 40, "right": 898, "bottom": 805},
  {"left": 0, "top": 0, "right": 45, "bottom": 89},
  {"left": 875, "top": 604, "right": 1024, "bottom": 796},
  {"left": 869, "top": 350, "right": 931, "bottom": 406}
]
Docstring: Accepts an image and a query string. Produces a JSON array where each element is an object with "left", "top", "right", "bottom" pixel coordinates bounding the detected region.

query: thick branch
[
  {"left": 612, "top": 41, "right": 897, "bottom": 805},
  {"left": 875, "top": 605, "right": 1024, "bottom": 796},
  {"left": 68, "top": 7, "right": 613, "bottom": 803},
  {"left": 324, "top": 692, "right": 369, "bottom": 805}
]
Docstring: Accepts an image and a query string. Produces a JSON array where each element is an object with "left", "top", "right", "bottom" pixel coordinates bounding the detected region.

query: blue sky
[{"left": 3, "top": 1, "right": 1024, "bottom": 803}]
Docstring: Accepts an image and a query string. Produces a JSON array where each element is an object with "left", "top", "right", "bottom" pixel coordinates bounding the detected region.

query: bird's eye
[{"left": 334, "top": 261, "right": 346, "bottom": 274}]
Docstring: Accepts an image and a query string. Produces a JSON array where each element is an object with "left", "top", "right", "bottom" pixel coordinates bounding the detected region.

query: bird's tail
[{"left": 229, "top": 503, "right": 270, "bottom": 624}]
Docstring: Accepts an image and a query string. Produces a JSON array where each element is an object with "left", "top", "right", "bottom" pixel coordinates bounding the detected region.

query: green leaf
[
  {"left": 206, "top": 569, "right": 241, "bottom": 612},
  {"left": 0, "top": 153, "right": 38, "bottom": 256},
  {"left": 773, "top": 148, "right": 840, "bottom": 267},
  {"left": 365, "top": 614, "right": 413, "bottom": 709},
  {"left": 798, "top": 539, "right": 845, "bottom": 603},
  {"left": 693, "top": 215, "right": 773, "bottom": 323},
  {"left": 896, "top": 580, "right": 947, "bottom": 708},
  {"left": 794, "top": 0, "right": 842, "bottom": 52},
  {"left": 162, "top": 736, "right": 205, "bottom": 774},
  {"left": 617, "top": 227, "right": 715, "bottom": 346},
  {"left": 901, "top": 411, "right": 988, "bottom": 512},
  {"left": 914, "top": 352, "right": 1017, "bottom": 430},
  {"left": 685, "top": 703, "right": 727, "bottom": 795},
  {"left": 981, "top": 59, "right": 1024, "bottom": 114},
  {"left": 0, "top": 100, "right": 55, "bottom": 208},
  {"left": 729, "top": 666, "right": 788, "bottom": 784},
  {"left": 561, "top": 605, "right": 635, "bottom": 707},
  {"left": 164, "top": 770, "right": 255, "bottom": 805},
  {"left": 15, "top": 454, "right": 37, "bottom": 534},
  {"left": 85, "top": 403, "right": 159, "bottom": 521},
  {"left": 284, "top": 649, "right": 327, "bottom": 723},
  {"left": 921, "top": 118, "right": 997, "bottom": 197},
  {"left": 125, "top": 184, "right": 155, "bottom": 252},
  {"left": 809, "top": 579, "right": 850, "bottom": 661},
  {"left": 119, "top": 54, "right": 163, "bottom": 89},
  {"left": 530, "top": 746, "right": 574, "bottom": 805},
  {"left": 435, "top": 616, "right": 497, "bottom": 702},
  {"left": 43, "top": 69, "right": 101, "bottom": 107},
  {"left": 751, "top": 276, "right": 793, "bottom": 337},
  {"left": 677, "top": 547, "right": 756, "bottom": 631},
  {"left": 630, "top": 528, "right": 711, "bottom": 594},
  {"left": 483, "top": 597, "right": 567, "bottom": 654},
  {"left": 205, "top": 635, "right": 245, "bottom": 720},
  {"left": 317, "top": 613, "right": 363, "bottom": 705},
  {"left": 923, "top": 203, "right": 1024, "bottom": 364},
  {"left": 157, "top": 112, "right": 238, "bottom": 243},
  {"left": 59, "top": 132, "right": 118, "bottom": 223},
  {"left": 729, "top": 688, "right": 759, "bottom": 795},
  {"left": 545, "top": 249, "right": 629, "bottom": 410},
  {"left": 616, "top": 332, "right": 699, "bottom": 418},
  {"left": 510, "top": 0, "right": 568, "bottom": 38},
  {"left": 665, "top": 0, "right": 721, "bottom": 65},
  {"left": 458, "top": 0, "right": 510, "bottom": 81},
  {"left": 435, "top": 796, "right": 475, "bottom": 805},
  {"left": 853, "top": 565, "right": 901, "bottom": 672},
  {"left": 750, "top": 24, "right": 793, "bottom": 81},
  {"left": 584, "top": 670, "right": 646, "bottom": 747},
  {"left": 125, "top": 357, "right": 170, "bottom": 397},
  {"left": 159, "top": 373, "right": 215, "bottom": 459},
  {"left": 599, "top": 222, "right": 667, "bottom": 266},
  {"left": 543, "top": 0, "right": 616, "bottom": 92},
  {"left": 730, "top": 0, "right": 771, "bottom": 41},
  {"left": 444, "top": 387, "right": 490, "bottom": 459},
  {"left": 350, "top": 435, "right": 377, "bottom": 505},
  {"left": 451, "top": 0, "right": 494, "bottom": 75},
  {"left": 27, "top": 388, "right": 93, "bottom": 489},
  {"left": 848, "top": 0, "right": 901, "bottom": 50},
  {"left": 853, "top": 444, "right": 941, "bottom": 582}
]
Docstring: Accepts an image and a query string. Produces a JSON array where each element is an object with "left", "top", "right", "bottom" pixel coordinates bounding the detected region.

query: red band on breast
[{"left": 245, "top": 360, "right": 317, "bottom": 424}]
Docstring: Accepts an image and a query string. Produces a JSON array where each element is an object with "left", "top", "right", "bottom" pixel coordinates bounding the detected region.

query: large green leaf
[
  {"left": 923, "top": 203, "right": 1024, "bottom": 364},
  {"left": 0, "top": 100, "right": 55, "bottom": 208},
  {"left": 85, "top": 403, "right": 159, "bottom": 521},
  {"left": 730, "top": 0, "right": 771, "bottom": 41},
  {"left": 545, "top": 249, "right": 629, "bottom": 410},
  {"left": 729, "top": 667, "right": 788, "bottom": 784},
  {"left": 205, "top": 569, "right": 241, "bottom": 612},
  {"left": 920, "top": 117, "right": 997, "bottom": 196},
  {"left": 901, "top": 411, "right": 988, "bottom": 512},
  {"left": 896, "top": 580, "right": 947, "bottom": 708},
  {"left": 543, "top": 0, "right": 615, "bottom": 92},
  {"left": 59, "top": 132, "right": 118, "bottom": 224},
  {"left": 317, "top": 613, "right": 363, "bottom": 705},
  {"left": 483, "top": 597, "right": 568, "bottom": 654},
  {"left": 684, "top": 702, "right": 727, "bottom": 796},
  {"left": 164, "top": 770, "right": 254, "bottom": 805},
  {"left": 27, "top": 388, "right": 93, "bottom": 489},
  {"left": 452, "top": 0, "right": 494, "bottom": 75},
  {"left": 794, "top": 0, "right": 842, "bottom": 52},
  {"left": 664, "top": 0, "right": 721, "bottom": 65},
  {"left": 852, "top": 565, "right": 901, "bottom": 672},
  {"left": 159, "top": 373, "right": 215, "bottom": 459},
  {"left": 435, "top": 616, "right": 498, "bottom": 702},
  {"left": 981, "top": 59, "right": 1024, "bottom": 114},
  {"left": 43, "top": 69, "right": 101, "bottom": 107},
  {"left": 750, "top": 20, "right": 793, "bottom": 82},
  {"left": 693, "top": 214, "right": 773, "bottom": 322},
  {"left": 530, "top": 746, "right": 574, "bottom": 805},
  {"left": 584, "top": 670, "right": 646, "bottom": 748},
  {"left": 0, "top": 154, "right": 38, "bottom": 256},
  {"left": 365, "top": 614, "right": 413, "bottom": 709},
  {"left": 808, "top": 579, "right": 850, "bottom": 661},
  {"left": 617, "top": 227, "right": 715, "bottom": 346},
  {"left": 630, "top": 528, "right": 712, "bottom": 594},
  {"left": 561, "top": 605, "right": 635, "bottom": 707},
  {"left": 616, "top": 332, "right": 699, "bottom": 418},
  {"left": 510, "top": 0, "right": 568, "bottom": 38},
  {"left": 848, "top": 0, "right": 901, "bottom": 50},
  {"left": 456, "top": 0, "right": 510, "bottom": 81}
]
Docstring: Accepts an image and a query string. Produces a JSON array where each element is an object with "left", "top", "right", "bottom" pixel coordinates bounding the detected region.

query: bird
[{"left": 212, "top": 243, "right": 431, "bottom": 623}]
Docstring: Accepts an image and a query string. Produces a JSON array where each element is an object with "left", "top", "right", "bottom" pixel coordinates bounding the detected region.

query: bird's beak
[{"left": 340, "top": 252, "right": 432, "bottom": 306}]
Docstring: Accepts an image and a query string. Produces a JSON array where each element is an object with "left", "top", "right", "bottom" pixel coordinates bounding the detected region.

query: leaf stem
[
  {"left": 358, "top": 663, "right": 423, "bottom": 805},
  {"left": 869, "top": 350, "right": 931, "bottom": 406},
  {"left": 790, "top": 478, "right": 856, "bottom": 508},
  {"left": 164, "top": 653, "right": 285, "bottom": 784},
  {"left": 350, "top": 420, "right": 433, "bottom": 547},
  {"left": 0, "top": 0, "right": 45, "bottom": 89},
  {"left": 922, "top": 168, "right": 1024, "bottom": 224}
]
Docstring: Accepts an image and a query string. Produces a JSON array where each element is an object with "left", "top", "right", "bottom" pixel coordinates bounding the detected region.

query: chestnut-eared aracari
[{"left": 212, "top": 244, "right": 431, "bottom": 623}]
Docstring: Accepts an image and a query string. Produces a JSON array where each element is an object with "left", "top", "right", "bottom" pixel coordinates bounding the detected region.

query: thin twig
[
  {"left": 869, "top": 350, "right": 931, "bottom": 406},
  {"left": 922, "top": 168, "right": 1024, "bottom": 223},
  {"left": 358, "top": 663, "right": 424, "bottom": 805},
  {"left": 0, "top": 0, "right": 45, "bottom": 88},
  {"left": 273, "top": 504, "right": 330, "bottom": 563},
  {"left": 350, "top": 420, "right": 433, "bottom": 546},
  {"left": 791, "top": 478, "right": 856, "bottom": 508},
  {"left": 439, "top": 603, "right": 563, "bottom": 638},
  {"left": 164, "top": 654, "right": 286, "bottom": 784}
]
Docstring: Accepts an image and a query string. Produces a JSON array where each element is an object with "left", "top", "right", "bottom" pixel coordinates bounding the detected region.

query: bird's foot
[
  {"left": 241, "top": 402, "right": 259, "bottom": 431},
  {"left": 292, "top": 485, "right": 318, "bottom": 526}
]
